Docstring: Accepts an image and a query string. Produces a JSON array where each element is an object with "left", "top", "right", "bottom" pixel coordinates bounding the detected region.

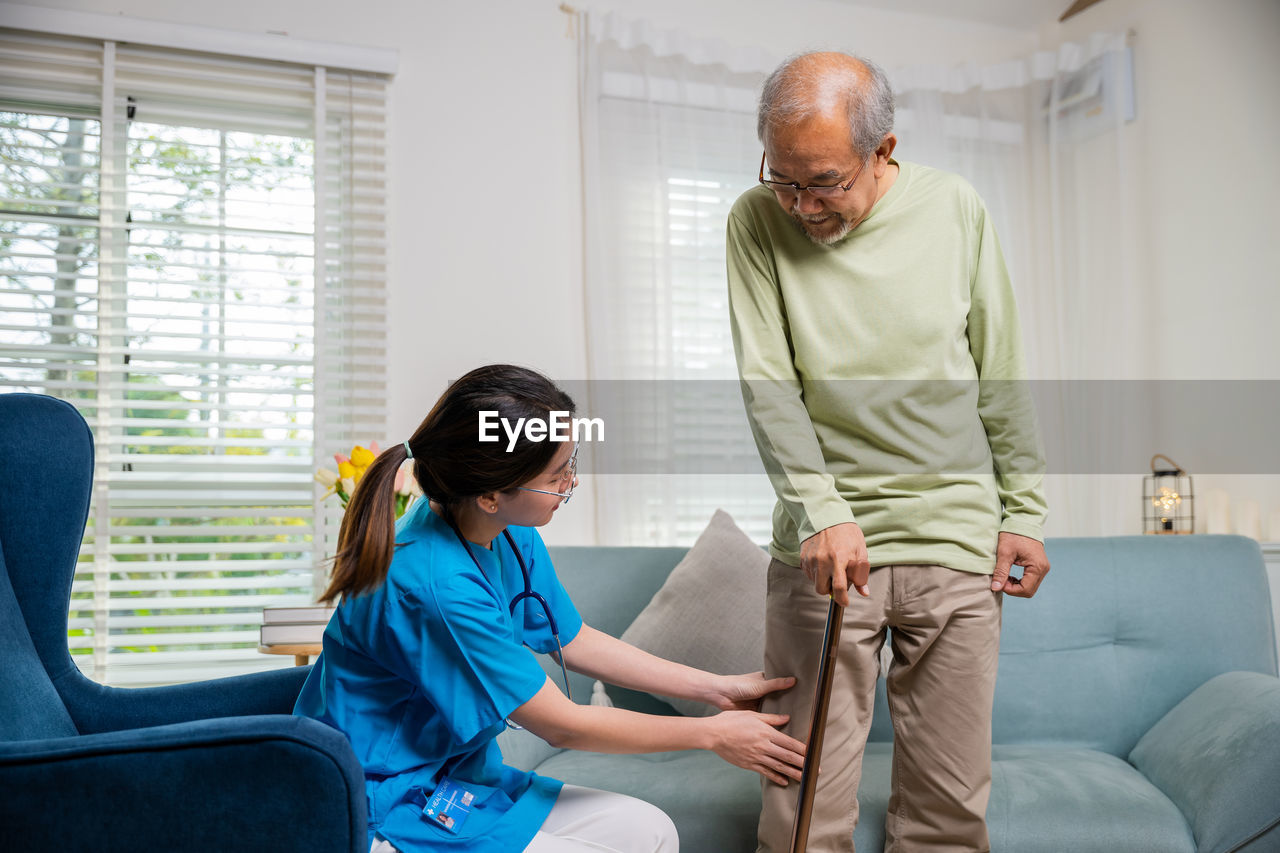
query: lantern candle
[{"left": 1143, "top": 454, "right": 1194, "bottom": 535}]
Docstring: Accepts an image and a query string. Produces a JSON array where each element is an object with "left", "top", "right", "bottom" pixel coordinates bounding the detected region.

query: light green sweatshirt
[{"left": 726, "top": 160, "right": 1047, "bottom": 575}]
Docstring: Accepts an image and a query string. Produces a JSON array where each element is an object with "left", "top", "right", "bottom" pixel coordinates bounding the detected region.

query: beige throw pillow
[{"left": 593, "top": 509, "right": 770, "bottom": 717}]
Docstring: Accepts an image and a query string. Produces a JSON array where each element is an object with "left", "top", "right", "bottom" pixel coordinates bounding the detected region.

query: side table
[{"left": 258, "top": 643, "right": 323, "bottom": 667}]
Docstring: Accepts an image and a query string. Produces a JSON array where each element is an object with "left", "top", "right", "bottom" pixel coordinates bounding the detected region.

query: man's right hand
[{"left": 800, "top": 522, "right": 871, "bottom": 607}]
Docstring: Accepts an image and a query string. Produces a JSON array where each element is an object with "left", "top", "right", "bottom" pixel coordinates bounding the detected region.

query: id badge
[{"left": 423, "top": 777, "right": 476, "bottom": 834}]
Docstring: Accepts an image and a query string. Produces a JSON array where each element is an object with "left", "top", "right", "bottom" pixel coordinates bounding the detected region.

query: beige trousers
[
  {"left": 370, "top": 784, "right": 679, "bottom": 853},
  {"left": 757, "top": 561, "right": 1002, "bottom": 853}
]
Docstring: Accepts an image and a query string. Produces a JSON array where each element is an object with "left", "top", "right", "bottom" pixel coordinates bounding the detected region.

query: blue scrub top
[{"left": 294, "top": 499, "right": 583, "bottom": 852}]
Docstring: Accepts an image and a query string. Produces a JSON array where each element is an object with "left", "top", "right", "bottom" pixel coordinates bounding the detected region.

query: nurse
[{"left": 295, "top": 364, "right": 806, "bottom": 853}]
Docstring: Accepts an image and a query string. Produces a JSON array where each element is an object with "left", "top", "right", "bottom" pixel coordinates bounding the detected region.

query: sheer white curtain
[
  {"left": 890, "top": 32, "right": 1143, "bottom": 535},
  {"left": 577, "top": 12, "right": 778, "bottom": 545},
  {"left": 578, "top": 16, "right": 1139, "bottom": 543}
]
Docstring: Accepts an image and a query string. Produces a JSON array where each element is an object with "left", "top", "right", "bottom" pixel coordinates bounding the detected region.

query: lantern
[{"left": 1143, "top": 454, "right": 1194, "bottom": 534}]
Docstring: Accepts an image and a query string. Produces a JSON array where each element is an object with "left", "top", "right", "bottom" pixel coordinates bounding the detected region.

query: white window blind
[{"left": 0, "top": 28, "right": 388, "bottom": 685}]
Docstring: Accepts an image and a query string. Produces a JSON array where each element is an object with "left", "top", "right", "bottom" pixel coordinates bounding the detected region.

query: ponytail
[
  {"left": 319, "top": 444, "right": 410, "bottom": 603},
  {"left": 319, "top": 364, "right": 575, "bottom": 604}
]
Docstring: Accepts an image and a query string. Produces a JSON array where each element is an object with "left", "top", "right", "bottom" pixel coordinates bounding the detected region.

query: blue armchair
[{"left": 0, "top": 393, "right": 366, "bottom": 851}]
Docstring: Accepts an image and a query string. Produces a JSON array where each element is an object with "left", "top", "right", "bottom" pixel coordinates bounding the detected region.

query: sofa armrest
[
  {"left": 55, "top": 664, "right": 312, "bottom": 734},
  {"left": 0, "top": 713, "right": 365, "bottom": 852},
  {"left": 1129, "top": 671, "right": 1280, "bottom": 853}
]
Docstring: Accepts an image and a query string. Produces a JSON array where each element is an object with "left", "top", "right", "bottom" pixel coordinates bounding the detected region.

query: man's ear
[{"left": 874, "top": 133, "right": 898, "bottom": 173}]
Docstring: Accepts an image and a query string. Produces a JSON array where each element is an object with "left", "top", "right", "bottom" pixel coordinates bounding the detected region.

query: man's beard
[{"left": 791, "top": 211, "right": 853, "bottom": 246}]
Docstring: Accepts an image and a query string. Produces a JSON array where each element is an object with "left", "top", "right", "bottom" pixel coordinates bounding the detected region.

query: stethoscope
[{"left": 445, "top": 517, "right": 573, "bottom": 727}]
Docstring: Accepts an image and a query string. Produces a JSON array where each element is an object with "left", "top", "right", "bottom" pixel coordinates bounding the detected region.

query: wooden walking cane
[{"left": 789, "top": 597, "right": 845, "bottom": 853}]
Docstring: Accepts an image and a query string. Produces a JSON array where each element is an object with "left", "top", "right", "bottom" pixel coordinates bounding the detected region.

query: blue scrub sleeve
[
  {"left": 385, "top": 579, "right": 551, "bottom": 746},
  {"left": 513, "top": 528, "right": 583, "bottom": 654}
]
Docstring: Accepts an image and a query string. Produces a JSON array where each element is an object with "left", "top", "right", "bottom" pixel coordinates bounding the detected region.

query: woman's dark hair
[{"left": 320, "top": 364, "right": 576, "bottom": 603}]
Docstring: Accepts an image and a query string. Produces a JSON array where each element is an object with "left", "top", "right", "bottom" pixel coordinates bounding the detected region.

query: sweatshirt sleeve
[
  {"left": 726, "top": 207, "right": 856, "bottom": 542},
  {"left": 966, "top": 205, "right": 1049, "bottom": 541}
]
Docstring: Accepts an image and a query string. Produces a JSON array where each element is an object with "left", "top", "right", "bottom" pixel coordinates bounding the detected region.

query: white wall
[
  {"left": 1039, "top": 0, "right": 1280, "bottom": 539},
  {"left": 7, "top": 0, "right": 1037, "bottom": 543},
  {"left": 1042, "top": 0, "right": 1280, "bottom": 381}
]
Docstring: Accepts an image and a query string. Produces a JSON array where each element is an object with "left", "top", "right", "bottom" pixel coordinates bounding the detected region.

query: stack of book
[{"left": 259, "top": 604, "right": 336, "bottom": 647}]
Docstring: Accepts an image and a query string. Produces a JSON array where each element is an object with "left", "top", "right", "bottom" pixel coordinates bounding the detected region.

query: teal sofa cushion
[
  {"left": 854, "top": 744, "right": 1195, "bottom": 853},
  {"left": 538, "top": 747, "right": 760, "bottom": 853},
  {"left": 529, "top": 740, "right": 1200, "bottom": 853},
  {"left": 1130, "top": 671, "right": 1280, "bottom": 853}
]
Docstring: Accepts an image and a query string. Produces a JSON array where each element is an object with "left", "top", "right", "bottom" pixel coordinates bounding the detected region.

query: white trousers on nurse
[{"left": 369, "top": 784, "right": 679, "bottom": 853}]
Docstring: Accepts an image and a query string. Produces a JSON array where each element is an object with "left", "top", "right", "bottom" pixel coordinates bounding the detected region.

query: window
[
  {"left": 585, "top": 53, "right": 776, "bottom": 545},
  {"left": 583, "top": 46, "right": 1050, "bottom": 547},
  {"left": 0, "top": 29, "right": 389, "bottom": 684}
]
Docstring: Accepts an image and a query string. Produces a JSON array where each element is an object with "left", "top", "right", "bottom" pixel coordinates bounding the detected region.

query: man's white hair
[{"left": 757, "top": 52, "right": 895, "bottom": 159}]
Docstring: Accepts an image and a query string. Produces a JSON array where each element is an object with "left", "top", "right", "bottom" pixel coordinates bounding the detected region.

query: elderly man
[{"left": 726, "top": 52, "right": 1050, "bottom": 852}]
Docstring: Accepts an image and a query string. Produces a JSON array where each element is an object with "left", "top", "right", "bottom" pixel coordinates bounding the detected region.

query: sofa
[{"left": 498, "top": 536, "right": 1280, "bottom": 853}]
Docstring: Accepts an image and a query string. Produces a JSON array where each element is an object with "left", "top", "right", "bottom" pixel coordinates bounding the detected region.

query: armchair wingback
[{"left": 0, "top": 393, "right": 366, "bottom": 851}]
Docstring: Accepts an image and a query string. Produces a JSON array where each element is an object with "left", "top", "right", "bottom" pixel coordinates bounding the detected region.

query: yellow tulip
[
  {"left": 338, "top": 461, "right": 356, "bottom": 479},
  {"left": 350, "top": 445, "right": 376, "bottom": 468}
]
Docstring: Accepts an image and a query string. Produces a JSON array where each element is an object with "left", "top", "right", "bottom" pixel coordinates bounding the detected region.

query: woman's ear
[{"left": 474, "top": 492, "right": 501, "bottom": 515}]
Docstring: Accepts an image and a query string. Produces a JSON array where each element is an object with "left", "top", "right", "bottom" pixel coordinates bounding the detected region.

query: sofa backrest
[
  {"left": 549, "top": 546, "right": 687, "bottom": 707},
  {"left": 960, "top": 535, "right": 1277, "bottom": 757},
  {"left": 551, "top": 535, "right": 1277, "bottom": 758}
]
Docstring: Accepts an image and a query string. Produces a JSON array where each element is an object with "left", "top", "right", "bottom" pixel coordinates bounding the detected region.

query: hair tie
[{"left": 403, "top": 440, "right": 413, "bottom": 460}]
